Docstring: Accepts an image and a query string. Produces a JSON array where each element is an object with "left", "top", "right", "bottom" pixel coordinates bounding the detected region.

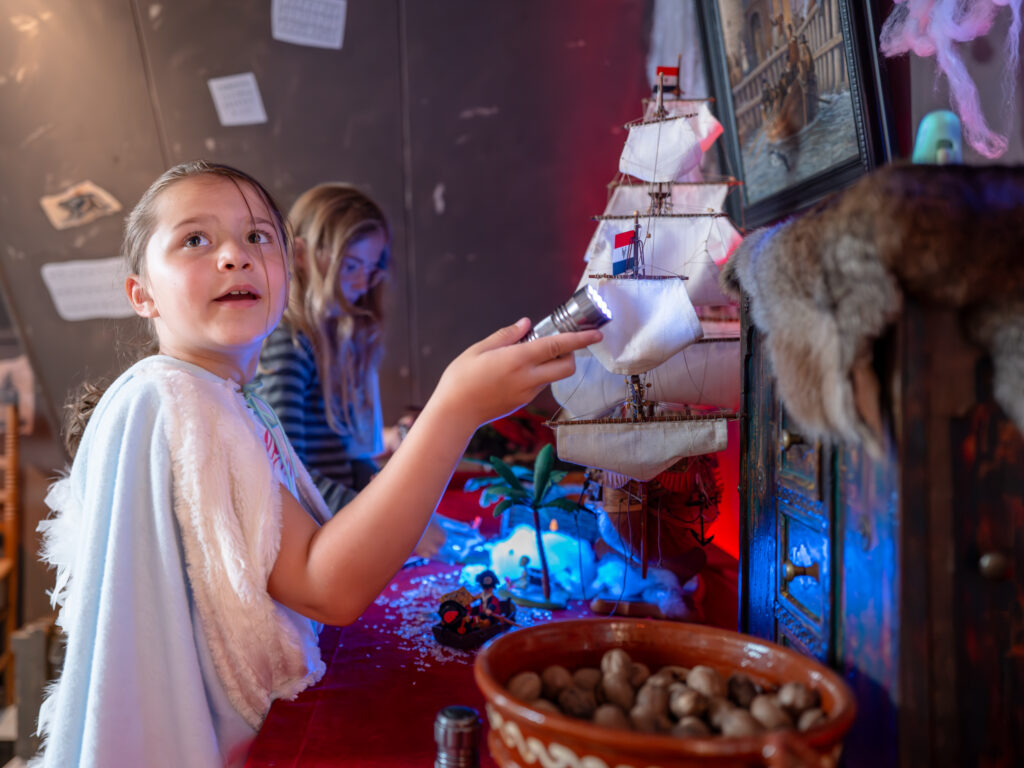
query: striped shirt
[{"left": 255, "top": 324, "right": 383, "bottom": 513}]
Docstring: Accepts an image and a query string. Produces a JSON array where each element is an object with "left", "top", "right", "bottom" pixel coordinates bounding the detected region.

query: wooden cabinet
[{"left": 739, "top": 298, "right": 1023, "bottom": 767}]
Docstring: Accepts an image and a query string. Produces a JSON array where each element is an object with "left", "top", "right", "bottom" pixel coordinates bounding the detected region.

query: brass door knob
[
  {"left": 780, "top": 429, "right": 804, "bottom": 452},
  {"left": 979, "top": 551, "right": 1011, "bottom": 581},
  {"left": 783, "top": 560, "right": 820, "bottom": 584}
]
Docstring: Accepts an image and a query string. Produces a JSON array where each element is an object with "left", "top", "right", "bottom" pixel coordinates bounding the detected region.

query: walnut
[
  {"left": 600, "top": 648, "right": 632, "bottom": 677},
  {"left": 727, "top": 672, "right": 759, "bottom": 708},
  {"left": 798, "top": 707, "right": 827, "bottom": 732},
  {"left": 706, "top": 696, "right": 736, "bottom": 730},
  {"left": 557, "top": 685, "right": 597, "bottom": 719},
  {"left": 507, "top": 671, "right": 542, "bottom": 702},
  {"left": 669, "top": 687, "right": 708, "bottom": 720},
  {"left": 592, "top": 703, "right": 631, "bottom": 730},
  {"left": 635, "top": 683, "right": 669, "bottom": 717},
  {"left": 672, "top": 716, "right": 711, "bottom": 738},
  {"left": 777, "top": 682, "right": 820, "bottom": 716},
  {"left": 541, "top": 665, "right": 573, "bottom": 700},
  {"left": 749, "top": 694, "right": 794, "bottom": 730},
  {"left": 719, "top": 709, "right": 764, "bottom": 737},
  {"left": 686, "top": 665, "right": 726, "bottom": 699},
  {"left": 629, "top": 703, "right": 672, "bottom": 733},
  {"left": 667, "top": 681, "right": 689, "bottom": 698},
  {"left": 600, "top": 670, "right": 635, "bottom": 711},
  {"left": 572, "top": 667, "right": 602, "bottom": 693},
  {"left": 629, "top": 662, "right": 651, "bottom": 689}
]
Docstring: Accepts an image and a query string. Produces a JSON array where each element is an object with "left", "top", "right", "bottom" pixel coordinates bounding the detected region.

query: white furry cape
[{"left": 35, "top": 356, "right": 329, "bottom": 767}]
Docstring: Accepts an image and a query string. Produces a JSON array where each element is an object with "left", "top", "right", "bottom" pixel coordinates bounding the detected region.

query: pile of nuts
[{"left": 504, "top": 648, "right": 827, "bottom": 737}]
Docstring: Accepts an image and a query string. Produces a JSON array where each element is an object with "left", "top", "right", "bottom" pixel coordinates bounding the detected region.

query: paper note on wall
[
  {"left": 39, "top": 180, "right": 121, "bottom": 231},
  {"left": 41, "top": 257, "right": 135, "bottom": 321},
  {"left": 207, "top": 73, "right": 268, "bottom": 127},
  {"left": 271, "top": 0, "right": 347, "bottom": 49}
]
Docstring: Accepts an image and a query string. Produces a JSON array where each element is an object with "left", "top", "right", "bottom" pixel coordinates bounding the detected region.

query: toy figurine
[
  {"left": 470, "top": 570, "right": 502, "bottom": 627},
  {"left": 431, "top": 576, "right": 516, "bottom": 650},
  {"left": 510, "top": 555, "right": 531, "bottom": 591}
]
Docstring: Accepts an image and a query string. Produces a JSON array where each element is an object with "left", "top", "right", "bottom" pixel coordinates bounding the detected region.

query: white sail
[
  {"left": 584, "top": 214, "right": 741, "bottom": 307},
  {"left": 605, "top": 180, "right": 733, "bottom": 215},
  {"left": 555, "top": 417, "right": 728, "bottom": 482},
  {"left": 642, "top": 99, "right": 724, "bottom": 152},
  {"left": 584, "top": 277, "right": 702, "bottom": 376},
  {"left": 644, "top": 338, "right": 740, "bottom": 412},
  {"left": 619, "top": 118, "right": 703, "bottom": 182},
  {"left": 553, "top": 333, "right": 740, "bottom": 419}
]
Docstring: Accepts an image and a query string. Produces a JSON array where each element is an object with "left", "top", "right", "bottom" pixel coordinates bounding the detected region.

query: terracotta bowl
[{"left": 474, "top": 618, "right": 856, "bottom": 768}]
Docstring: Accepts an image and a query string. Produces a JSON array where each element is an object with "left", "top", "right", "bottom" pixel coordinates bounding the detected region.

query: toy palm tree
[{"left": 469, "top": 443, "right": 587, "bottom": 602}]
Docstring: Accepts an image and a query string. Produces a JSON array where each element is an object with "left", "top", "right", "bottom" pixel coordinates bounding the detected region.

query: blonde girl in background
[
  {"left": 256, "top": 183, "right": 402, "bottom": 511},
  {"left": 37, "top": 160, "right": 600, "bottom": 768}
]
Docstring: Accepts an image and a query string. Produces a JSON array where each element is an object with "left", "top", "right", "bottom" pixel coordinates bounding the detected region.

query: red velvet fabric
[
  {"left": 244, "top": 559, "right": 564, "bottom": 767},
  {"left": 244, "top": 472, "right": 737, "bottom": 766}
]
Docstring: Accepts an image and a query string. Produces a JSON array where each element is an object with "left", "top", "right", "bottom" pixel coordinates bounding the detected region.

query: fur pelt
[{"left": 720, "top": 163, "right": 1024, "bottom": 453}]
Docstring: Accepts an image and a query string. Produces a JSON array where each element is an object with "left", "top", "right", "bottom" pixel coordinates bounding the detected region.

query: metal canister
[{"left": 434, "top": 705, "right": 481, "bottom": 767}]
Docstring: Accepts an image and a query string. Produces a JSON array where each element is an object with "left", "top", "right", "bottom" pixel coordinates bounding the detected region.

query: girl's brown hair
[
  {"left": 63, "top": 160, "right": 291, "bottom": 456},
  {"left": 281, "top": 183, "right": 390, "bottom": 434}
]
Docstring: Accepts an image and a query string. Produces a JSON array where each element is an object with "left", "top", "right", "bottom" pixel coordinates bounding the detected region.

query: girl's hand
[{"left": 433, "top": 318, "right": 602, "bottom": 431}]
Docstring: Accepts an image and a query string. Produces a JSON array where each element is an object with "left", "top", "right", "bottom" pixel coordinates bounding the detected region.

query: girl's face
[
  {"left": 126, "top": 175, "right": 288, "bottom": 380},
  {"left": 337, "top": 230, "right": 387, "bottom": 305}
]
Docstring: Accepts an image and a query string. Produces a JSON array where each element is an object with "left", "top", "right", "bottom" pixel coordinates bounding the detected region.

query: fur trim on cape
[{"left": 36, "top": 356, "right": 330, "bottom": 757}]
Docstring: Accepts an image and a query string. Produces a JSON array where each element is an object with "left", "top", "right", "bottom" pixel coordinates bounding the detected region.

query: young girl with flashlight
[
  {"left": 255, "top": 183, "right": 403, "bottom": 512},
  {"left": 37, "top": 160, "right": 600, "bottom": 768}
]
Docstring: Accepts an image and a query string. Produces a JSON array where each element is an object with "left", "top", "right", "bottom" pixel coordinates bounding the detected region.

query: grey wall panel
[
  {"left": 0, "top": 1, "right": 167, "bottom": 432},
  {"left": 135, "top": 0, "right": 414, "bottom": 417},
  {"left": 402, "top": 0, "right": 652, "bottom": 400},
  {"left": 0, "top": 0, "right": 655, "bottom": 428}
]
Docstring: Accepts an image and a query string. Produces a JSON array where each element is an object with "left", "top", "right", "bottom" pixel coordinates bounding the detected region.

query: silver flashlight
[{"left": 523, "top": 285, "right": 612, "bottom": 342}]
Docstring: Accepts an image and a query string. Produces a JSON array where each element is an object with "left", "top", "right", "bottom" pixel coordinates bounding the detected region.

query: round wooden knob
[
  {"left": 979, "top": 551, "right": 1011, "bottom": 581},
  {"left": 783, "top": 560, "right": 820, "bottom": 584},
  {"left": 780, "top": 429, "right": 804, "bottom": 452}
]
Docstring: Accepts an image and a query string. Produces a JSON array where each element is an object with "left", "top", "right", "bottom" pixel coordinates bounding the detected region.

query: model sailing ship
[{"left": 549, "top": 64, "right": 743, "bottom": 602}]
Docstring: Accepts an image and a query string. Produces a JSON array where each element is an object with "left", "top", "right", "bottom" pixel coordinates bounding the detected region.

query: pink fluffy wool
[{"left": 880, "top": 0, "right": 1022, "bottom": 158}]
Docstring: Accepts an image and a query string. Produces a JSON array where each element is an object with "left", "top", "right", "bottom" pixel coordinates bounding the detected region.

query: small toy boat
[
  {"left": 432, "top": 573, "right": 518, "bottom": 650},
  {"left": 432, "top": 598, "right": 517, "bottom": 650}
]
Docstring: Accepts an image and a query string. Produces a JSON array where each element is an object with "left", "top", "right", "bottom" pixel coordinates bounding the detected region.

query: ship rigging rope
[
  {"left": 548, "top": 351, "right": 623, "bottom": 422},
  {"left": 644, "top": 115, "right": 664, "bottom": 277},
  {"left": 625, "top": 212, "right": 726, "bottom": 286},
  {"left": 674, "top": 335, "right": 710, "bottom": 407}
]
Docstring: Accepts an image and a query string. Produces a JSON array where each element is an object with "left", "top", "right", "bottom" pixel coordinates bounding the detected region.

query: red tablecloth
[
  {"left": 245, "top": 559, "right": 594, "bottom": 767},
  {"left": 245, "top": 473, "right": 738, "bottom": 766}
]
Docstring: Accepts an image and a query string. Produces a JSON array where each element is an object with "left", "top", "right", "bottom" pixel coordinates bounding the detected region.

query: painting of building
[{"left": 714, "top": 0, "right": 859, "bottom": 203}]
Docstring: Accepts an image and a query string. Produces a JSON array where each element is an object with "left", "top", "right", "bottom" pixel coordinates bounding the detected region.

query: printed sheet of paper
[
  {"left": 41, "top": 257, "right": 135, "bottom": 321},
  {"left": 207, "top": 72, "right": 268, "bottom": 126},
  {"left": 39, "top": 180, "right": 121, "bottom": 230},
  {"left": 272, "top": 0, "right": 347, "bottom": 49}
]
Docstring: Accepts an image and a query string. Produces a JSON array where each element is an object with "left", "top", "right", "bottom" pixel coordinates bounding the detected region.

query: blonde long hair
[{"left": 283, "top": 183, "right": 390, "bottom": 434}]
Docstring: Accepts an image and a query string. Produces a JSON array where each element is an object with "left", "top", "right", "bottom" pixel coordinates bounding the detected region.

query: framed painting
[{"left": 697, "top": 0, "right": 894, "bottom": 227}]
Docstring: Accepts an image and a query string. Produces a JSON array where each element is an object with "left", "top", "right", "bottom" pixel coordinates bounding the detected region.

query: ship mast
[{"left": 649, "top": 73, "right": 671, "bottom": 215}]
